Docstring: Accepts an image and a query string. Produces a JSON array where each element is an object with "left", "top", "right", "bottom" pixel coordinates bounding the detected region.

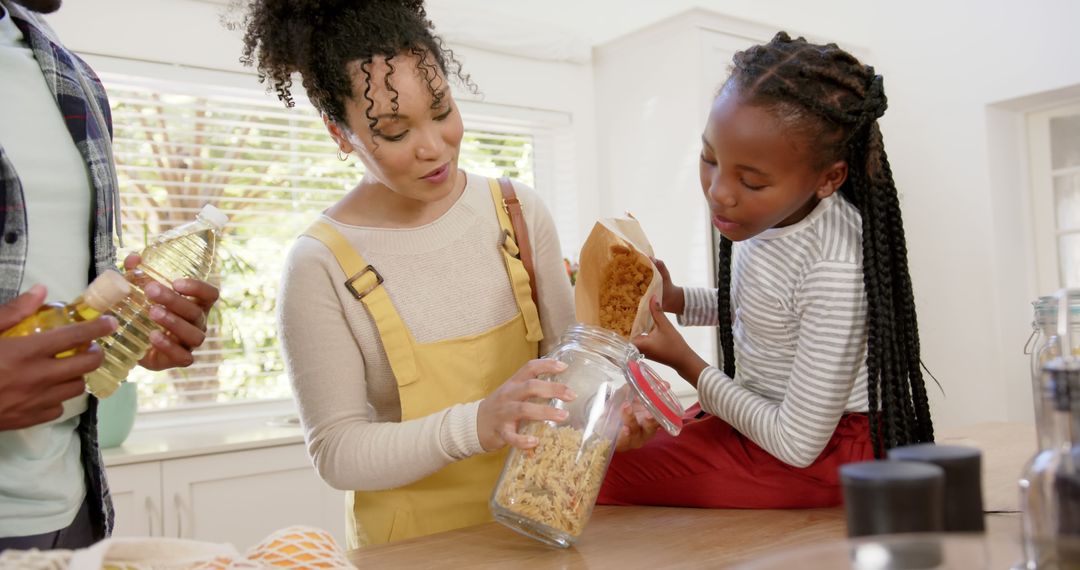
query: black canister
[
  {"left": 840, "top": 460, "right": 946, "bottom": 537},
  {"left": 888, "top": 444, "right": 985, "bottom": 532}
]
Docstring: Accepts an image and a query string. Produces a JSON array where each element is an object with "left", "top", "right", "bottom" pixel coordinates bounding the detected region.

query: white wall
[
  {"left": 589, "top": 0, "right": 1080, "bottom": 428},
  {"left": 818, "top": 0, "right": 1080, "bottom": 428}
]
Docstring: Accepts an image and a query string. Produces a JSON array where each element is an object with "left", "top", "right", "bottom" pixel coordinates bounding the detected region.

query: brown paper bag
[{"left": 575, "top": 216, "right": 662, "bottom": 339}]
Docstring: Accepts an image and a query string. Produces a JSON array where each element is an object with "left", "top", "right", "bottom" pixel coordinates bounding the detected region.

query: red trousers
[{"left": 598, "top": 404, "right": 874, "bottom": 509}]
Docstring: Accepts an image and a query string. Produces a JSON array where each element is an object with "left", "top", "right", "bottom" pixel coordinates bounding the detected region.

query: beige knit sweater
[{"left": 278, "top": 173, "right": 575, "bottom": 491}]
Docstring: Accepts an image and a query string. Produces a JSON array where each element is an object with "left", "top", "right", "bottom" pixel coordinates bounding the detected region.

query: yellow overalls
[{"left": 302, "top": 177, "right": 543, "bottom": 548}]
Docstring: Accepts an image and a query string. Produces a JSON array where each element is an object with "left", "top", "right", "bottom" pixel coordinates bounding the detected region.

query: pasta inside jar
[
  {"left": 492, "top": 422, "right": 612, "bottom": 538},
  {"left": 489, "top": 324, "right": 683, "bottom": 548}
]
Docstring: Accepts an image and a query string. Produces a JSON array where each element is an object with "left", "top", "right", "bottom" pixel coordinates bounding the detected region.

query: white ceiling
[
  {"left": 429, "top": 0, "right": 715, "bottom": 46},
  {"left": 424, "top": 0, "right": 874, "bottom": 61},
  {"left": 199, "top": 0, "right": 876, "bottom": 64}
]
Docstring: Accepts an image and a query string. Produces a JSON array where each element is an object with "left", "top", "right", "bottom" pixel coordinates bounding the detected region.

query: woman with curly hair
[{"left": 235, "top": 0, "right": 589, "bottom": 547}]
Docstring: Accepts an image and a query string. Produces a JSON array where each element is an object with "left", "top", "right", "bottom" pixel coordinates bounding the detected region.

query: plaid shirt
[{"left": 0, "top": 1, "right": 121, "bottom": 541}]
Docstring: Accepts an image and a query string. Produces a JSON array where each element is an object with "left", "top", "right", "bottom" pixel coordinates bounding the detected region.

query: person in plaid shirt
[{"left": 0, "top": 0, "right": 220, "bottom": 551}]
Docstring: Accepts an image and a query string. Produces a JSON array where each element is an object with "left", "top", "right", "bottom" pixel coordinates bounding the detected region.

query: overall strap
[
  {"left": 488, "top": 178, "right": 542, "bottom": 342},
  {"left": 302, "top": 220, "right": 420, "bottom": 386},
  {"left": 497, "top": 177, "right": 537, "bottom": 308}
]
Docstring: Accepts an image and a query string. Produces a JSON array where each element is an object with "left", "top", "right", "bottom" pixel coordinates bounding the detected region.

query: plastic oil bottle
[
  {"left": 1, "top": 270, "right": 131, "bottom": 358},
  {"left": 85, "top": 204, "right": 229, "bottom": 398}
]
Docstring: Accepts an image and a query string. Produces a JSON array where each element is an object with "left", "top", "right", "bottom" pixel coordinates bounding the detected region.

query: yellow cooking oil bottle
[
  {"left": 85, "top": 204, "right": 229, "bottom": 398},
  {"left": 1, "top": 269, "right": 131, "bottom": 358}
]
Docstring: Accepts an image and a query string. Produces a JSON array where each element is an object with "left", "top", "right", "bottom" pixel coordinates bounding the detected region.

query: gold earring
[{"left": 337, "top": 150, "right": 349, "bottom": 161}]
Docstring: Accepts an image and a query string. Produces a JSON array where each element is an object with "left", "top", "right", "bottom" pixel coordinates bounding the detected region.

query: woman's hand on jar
[
  {"left": 653, "top": 258, "right": 685, "bottom": 315},
  {"left": 634, "top": 296, "right": 708, "bottom": 386},
  {"left": 614, "top": 398, "right": 659, "bottom": 452},
  {"left": 477, "top": 359, "right": 575, "bottom": 451}
]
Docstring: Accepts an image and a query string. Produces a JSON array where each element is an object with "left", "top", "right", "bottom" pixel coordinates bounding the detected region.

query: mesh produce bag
[{"left": 0, "top": 525, "right": 354, "bottom": 570}]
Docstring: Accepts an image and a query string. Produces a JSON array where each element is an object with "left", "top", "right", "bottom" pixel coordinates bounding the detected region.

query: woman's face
[{"left": 329, "top": 51, "right": 465, "bottom": 204}]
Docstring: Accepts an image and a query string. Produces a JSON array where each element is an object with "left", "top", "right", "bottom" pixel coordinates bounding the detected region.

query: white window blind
[{"left": 103, "top": 74, "right": 536, "bottom": 412}]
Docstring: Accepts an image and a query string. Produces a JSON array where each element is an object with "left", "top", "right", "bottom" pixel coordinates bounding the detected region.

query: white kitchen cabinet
[
  {"left": 161, "top": 445, "right": 341, "bottom": 548},
  {"left": 105, "top": 462, "right": 162, "bottom": 538},
  {"left": 106, "top": 443, "right": 345, "bottom": 551}
]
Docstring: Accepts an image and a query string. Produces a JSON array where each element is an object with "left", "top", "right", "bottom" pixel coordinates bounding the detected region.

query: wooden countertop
[{"left": 348, "top": 422, "right": 1034, "bottom": 569}]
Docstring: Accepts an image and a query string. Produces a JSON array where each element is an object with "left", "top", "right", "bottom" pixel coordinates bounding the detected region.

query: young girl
[
  {"left": 236, "top": 0, "right": 588, "bottom": 547},
  {"left": 598, "top": 32, "right": 934, "bottom": 509}
]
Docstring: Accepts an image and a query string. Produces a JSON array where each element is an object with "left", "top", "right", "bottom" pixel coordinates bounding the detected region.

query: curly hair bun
[{"left": 235, "top": 0, "right": 473, "bottom": 124}]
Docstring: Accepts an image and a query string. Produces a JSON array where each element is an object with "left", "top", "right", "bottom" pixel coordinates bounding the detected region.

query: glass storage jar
[
  {"left": 1019, "top": 358, "right": 1080, "bottom": 569},
  {"left": 1021, "top": 289, "right": 1080, "bottom": 569},
  {"left": 1030, "top": 292, "right": 1080, "bottom": 449},
  {"left": 489, "top": 324, "right": 684, "bottom": 548}
]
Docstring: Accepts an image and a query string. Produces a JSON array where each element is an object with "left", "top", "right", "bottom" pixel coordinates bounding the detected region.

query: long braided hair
[{"left": 717, "top": 32, "right": 933, "bottom": 457}]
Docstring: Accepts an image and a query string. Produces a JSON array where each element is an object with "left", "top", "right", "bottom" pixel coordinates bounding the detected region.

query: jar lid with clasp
[
  {"left": 626, "top": 360, "right": 683, "bottom": 436},
  {"left": 1033, "top": 292, "right": 1080, "bottom": 330}
]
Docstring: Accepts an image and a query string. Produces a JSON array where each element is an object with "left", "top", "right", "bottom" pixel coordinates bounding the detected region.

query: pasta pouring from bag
[
  {"left": 598, "top": 245, "right": 654, "bottom": 338},
  {"left": 575, "top": 216, "right": 662, "bottom": 339}
]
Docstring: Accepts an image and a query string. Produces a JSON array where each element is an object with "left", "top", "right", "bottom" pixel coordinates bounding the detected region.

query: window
[
  {"left": 104, "top": 73, "right": 538, "bottom": 412},
  {"left": 1029, "top": 102, "right": 1080, "bottom": 292}
]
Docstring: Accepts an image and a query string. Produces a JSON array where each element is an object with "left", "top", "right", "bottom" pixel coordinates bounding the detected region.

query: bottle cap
[
  {"left": 197, "top": 204, "right": 229, "bottom": 230},
  {"left": 84, "top": 270, "right": 131, "bottom": 312}
]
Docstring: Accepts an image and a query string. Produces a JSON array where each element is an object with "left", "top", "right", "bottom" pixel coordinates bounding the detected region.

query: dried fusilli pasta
[
  {"left": 493, "top": 423, "right": 612, "bottom": 537},
  {"left": 598, "top": 245, "right": 653, "bottom": 339}
]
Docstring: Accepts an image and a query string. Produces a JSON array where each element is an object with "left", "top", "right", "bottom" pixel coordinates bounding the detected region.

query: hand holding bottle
[
  {"left": 121, "top": 253, "right": 220, "bottom": 371},
  {"left": 87, "top": 204, "right": 228, "bottom": 397},
  {"left": 0, "top": 285, "right": 117, "bottom": 430}
]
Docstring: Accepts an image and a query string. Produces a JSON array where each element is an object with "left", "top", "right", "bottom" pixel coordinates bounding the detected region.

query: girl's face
[
  {"left": 699, "top": 86, "right": 847, "bottom": 242},
  {"left": 327, "top": 51, "right": 465, "bottom": 204}
]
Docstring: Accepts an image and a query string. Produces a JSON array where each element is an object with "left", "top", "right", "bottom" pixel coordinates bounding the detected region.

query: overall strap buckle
[{"left": 345, "top": 265, "right": 384, "bottom": 300}]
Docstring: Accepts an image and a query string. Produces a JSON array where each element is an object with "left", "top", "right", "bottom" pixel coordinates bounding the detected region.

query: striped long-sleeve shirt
[{"left": 679, "top": 194, "right": 869, "bottom": 468}]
